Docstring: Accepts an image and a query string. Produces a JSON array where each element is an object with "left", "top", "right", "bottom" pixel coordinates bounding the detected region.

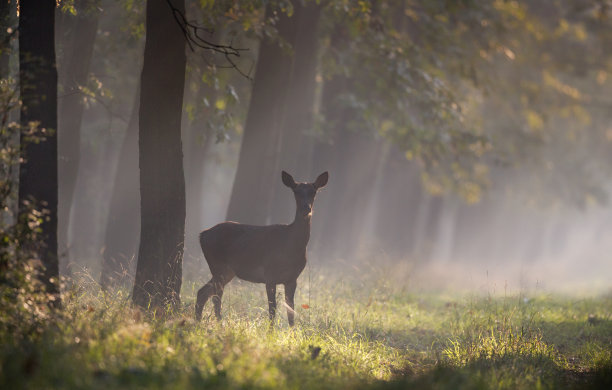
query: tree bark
[
  {"left": 18, "top": 0, "right": 59, "bottom": 299},
  {"left": 56, "top": 0, "right": 99, "bottom": 276},
  {"left": 225, "top": 4, "right": 298, "bottom": 225},
  {"left": 132, "top": 0, "right": 186, "bottom": 309},
  {"left": 0, "top": 0, "right": 12, "bottom": 76}
]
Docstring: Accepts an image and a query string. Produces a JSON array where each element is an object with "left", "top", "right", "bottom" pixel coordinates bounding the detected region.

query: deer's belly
[
  {"left": 266, "top": 259, "right": 307, "bottom": 284},
  {"left": 232, "top": 260, "right": 306, "bottom": 284},
  {"left": 234, "top": 266, "right": 266, "bottom": 283}
]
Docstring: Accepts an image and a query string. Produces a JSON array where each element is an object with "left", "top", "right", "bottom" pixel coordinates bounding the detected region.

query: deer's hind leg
[
  {"left": 284, "top": 280, "right": 297, "bottom": 326},
  {"left": 195, "top": 268, "right": 234, "bottom": 321},
  {"left": 195, "top": 280, "right": 214, "bottom": 321},
  {"left": 212, "top": 270, "right": 234, "bottom": 320}
]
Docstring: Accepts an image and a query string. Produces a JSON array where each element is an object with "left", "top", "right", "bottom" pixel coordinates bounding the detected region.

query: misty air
[{"left": 0, "top": 0, "right": 610, "bottom": 389}]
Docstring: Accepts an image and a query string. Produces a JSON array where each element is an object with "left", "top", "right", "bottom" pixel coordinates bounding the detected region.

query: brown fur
[{"left": 195, "top": 171, "right": 328, "bottom": 326}]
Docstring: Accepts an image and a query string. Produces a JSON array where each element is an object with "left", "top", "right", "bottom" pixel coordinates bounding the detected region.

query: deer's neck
[{"left": 289, "top": 214, "right": 311, "bottom": 248}]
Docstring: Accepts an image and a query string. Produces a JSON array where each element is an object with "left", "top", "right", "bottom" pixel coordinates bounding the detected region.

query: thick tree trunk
[
  {"left": 132, "top": 0, "right": 186, "bottom": 309},
  {"left": 18, "top": 0, "right": 59, "bottom": 299},
  {"left": 56, "top": 0, "right": 99, "bottom": 275},
  {"left": 270, "top": 1, "right": 322, "bottom": 223},
  {"left": 100, "top": 90, "right": 140, "bottom": 290},
  {"left": 225, "top": 4, "right": 298, "bottom": 225},
  {"left": 0, "top": 0, "right": 12, "bottom": 76}
]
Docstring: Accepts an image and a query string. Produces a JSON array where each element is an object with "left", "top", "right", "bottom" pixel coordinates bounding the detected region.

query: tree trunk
[
  {"left": 316, "top": 131, "right": 381, "bottom": 260},
  {"left": 225, "top": 4, "right": 298, "bottom": 225},
  {"left": 373, "top": 154, "right": 422, "bottom": 257},
  {"left": 18, "top": 0, "right": 59, "bottom": 300},
  {"left": 56, "top": 0, "right": 99, "bottom": 276},
  {"left": 132, "top": 0, "right": 186, "bottom": 309},
  {"left": 270, "top": 1, "right": 322, "bottom": 223},
  {"left": 412, "top": 192, "right": 443, "bottom": 260},
  {"left": 0, "top": 0, "right": 12, "bottom": 76},
  {"left": 308, "top": 25, "right": 367, "bottom": 260},
  {"left": 307, "top": 65, "right": 347, "bottom": 256},
  {"left": 100, "top": 89, "right": 140, "bottom": 290}
]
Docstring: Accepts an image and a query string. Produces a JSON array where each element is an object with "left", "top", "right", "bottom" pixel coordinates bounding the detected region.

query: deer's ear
[
  {"left": 282, "top": 171, "right": 297, "bottom": 189},
  {"left": 314, "top": 171, "right": 329, "bottom": 189}
]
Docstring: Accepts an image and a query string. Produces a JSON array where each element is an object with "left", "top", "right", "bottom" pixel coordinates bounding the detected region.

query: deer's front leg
[
  {"left": 284, "top": 280, "right": 297, "bottom": 326},
  {"left": 266, "top": 283, "right": 277, "bottom": 322}
]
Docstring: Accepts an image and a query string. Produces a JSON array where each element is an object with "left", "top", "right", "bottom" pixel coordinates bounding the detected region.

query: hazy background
[{"left": 45, "top": 0, "right": 612, "bottom": 294}]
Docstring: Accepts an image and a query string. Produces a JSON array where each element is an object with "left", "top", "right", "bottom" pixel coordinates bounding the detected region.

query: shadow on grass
[
  {"left": 537, "top": 318, "right": 612, "bottom": 346},
  {"left": 3, "top": 342, "right": 611, "bottom": 390},
  {"left": 2, "top": 358, "right": 232, "bottom": 390},
  {"left": 372, "top": 357, "right": 612, "bottom": 390},
  {"left": 359, "top": 324, "right": 444, "bottom": 350}
]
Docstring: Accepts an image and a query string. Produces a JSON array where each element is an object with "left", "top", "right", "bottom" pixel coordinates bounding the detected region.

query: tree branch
[{"left": 165, "top": 0, "right": 253, "bottom": 80}]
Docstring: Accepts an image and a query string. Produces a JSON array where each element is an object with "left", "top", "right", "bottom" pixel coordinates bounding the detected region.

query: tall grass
[{"left": 1, "top": 263, "right": 610, "bottom": 389}]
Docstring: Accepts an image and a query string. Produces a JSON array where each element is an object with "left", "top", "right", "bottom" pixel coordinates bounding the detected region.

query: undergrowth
[{"left": 0, "top": 264, "right": 610, "bottom": 389}]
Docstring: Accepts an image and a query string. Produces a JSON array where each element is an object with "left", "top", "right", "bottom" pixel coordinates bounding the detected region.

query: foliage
[
  {"left": 182, "top": 0, "right": 297, "bottom": 145},
  {"left": 175, "top": 0, "right": 612, "bottom": 205},
  {"left": 0, "top": 78, "right": 58, "bottom": 345},
  {"left": 316, "top": 0, "right": 508, "bottom": 201},
  {"left": 1, "top": 262, "right": 610, "bottom": 389},
  {"left": 465, "top": 0, "right": 612, "bottom": 207},
  {"left": 315, "top": 0, "right": 612, "bottom": 204}
]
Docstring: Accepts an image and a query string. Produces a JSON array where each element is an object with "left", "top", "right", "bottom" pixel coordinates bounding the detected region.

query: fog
[
  {"left": 54, "top": 1, "right": 611, "bottom": 295},
  {"left": 66, "top": 129, "right": 612, "bottom": 294}
]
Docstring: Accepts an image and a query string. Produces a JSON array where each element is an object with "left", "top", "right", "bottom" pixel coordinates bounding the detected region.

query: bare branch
[{"left": 164, "top": 0, "right": 253, "bottom": 80}]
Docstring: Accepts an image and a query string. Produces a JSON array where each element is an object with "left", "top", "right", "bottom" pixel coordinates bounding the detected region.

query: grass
[{"left": 1, "top": 262, "right": 611, "bottom": 389}]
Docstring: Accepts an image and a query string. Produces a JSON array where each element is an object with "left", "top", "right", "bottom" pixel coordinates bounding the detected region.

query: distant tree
[
  {"left": 131, "top": 0, "right": 187, "bottom": 309},
  {"left": 18, "top": 0, "right": 60, "bottom": 302},
  {"left": 305, "top": 1, "right": 504, "bottom": 258},
  {"left": 469, "top": 0, "right": 612, "bottom": 207},
  {"left": 225, "top": 2, "right": 298, "bottom": 225},
  {"left": 182, "top": 77, "right": 216, "bottom": 268},
  {"left": 56, "top": 0, "right": 100, "bottom": 275},
  {"left": 270, "top": 0, "right": 322, "bottom": 223},
  {"left": 101, "top": 89, "right": 140, "bottom": 290}
]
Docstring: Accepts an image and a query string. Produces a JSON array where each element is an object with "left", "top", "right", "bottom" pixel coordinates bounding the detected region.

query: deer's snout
[{"left": 299, "top": 203, "right": 312, "bottom": 215}]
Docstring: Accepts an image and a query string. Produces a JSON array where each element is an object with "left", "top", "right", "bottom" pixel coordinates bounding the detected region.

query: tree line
[{"left": 1, "top": 0, "right": 611, "bottom": 312}]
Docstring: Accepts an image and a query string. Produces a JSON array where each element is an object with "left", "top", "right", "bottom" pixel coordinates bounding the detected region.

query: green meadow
[{"left": 1, "top": 264, "right": 611, "bottom": 390}]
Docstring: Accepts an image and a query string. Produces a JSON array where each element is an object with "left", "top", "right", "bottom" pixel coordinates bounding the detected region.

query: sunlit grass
[{"left": 1, "top": 264, "right": 611, "bottom": 389}]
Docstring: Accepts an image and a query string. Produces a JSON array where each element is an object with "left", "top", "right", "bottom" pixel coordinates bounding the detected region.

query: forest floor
[{"left": 1, "top": 262, "right": 611, "bottom": 389}]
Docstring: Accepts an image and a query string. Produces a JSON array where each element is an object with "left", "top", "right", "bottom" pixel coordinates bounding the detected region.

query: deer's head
[{"left": 282, "top": 171, "right": 328, "bottom": 218}]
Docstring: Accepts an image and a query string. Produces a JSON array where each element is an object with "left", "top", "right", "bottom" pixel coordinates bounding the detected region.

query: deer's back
[{"left": 200, "top": 222, "right": 306, "bottom": 283}]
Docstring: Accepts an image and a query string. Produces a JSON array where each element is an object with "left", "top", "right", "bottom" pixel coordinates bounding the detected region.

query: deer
[{"left": 195, "top": 170, "right": 329, "bottom": 326}]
